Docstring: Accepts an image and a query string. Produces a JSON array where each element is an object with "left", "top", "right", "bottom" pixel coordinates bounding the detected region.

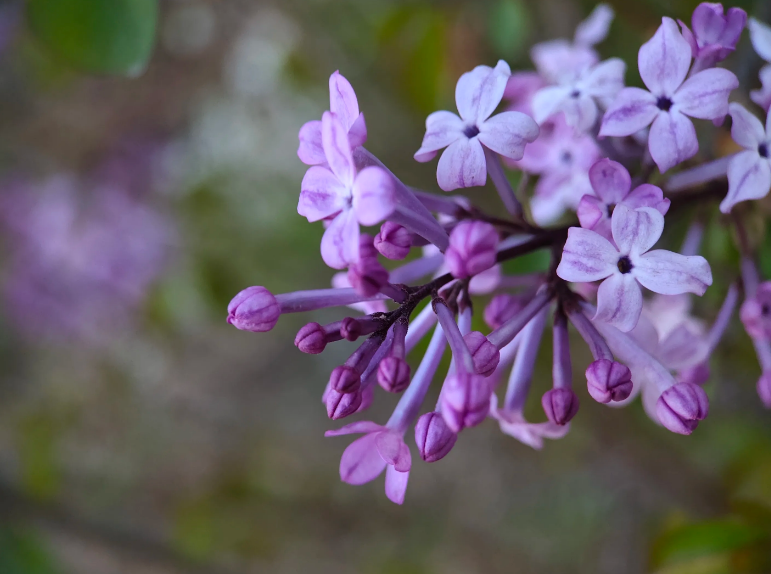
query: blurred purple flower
[{"left": 679, "top": 3, "right": 746, "bottom": 73}]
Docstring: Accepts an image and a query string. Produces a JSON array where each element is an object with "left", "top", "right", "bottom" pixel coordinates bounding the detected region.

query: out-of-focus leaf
[
  {"left": 0, "top": 528, "right": 59, "bottom": 574},
  {"left": 17, "top": 414, "right": 59, "bottom": 500},
  {"left": 651, "top": 519, "right": 767, "bottom": 566},
  {"left": 26, "top": 0, "right": 158, "bottom": 76},
  {"left": 488, "top": 0, "right": 531, "bottom": 60}
]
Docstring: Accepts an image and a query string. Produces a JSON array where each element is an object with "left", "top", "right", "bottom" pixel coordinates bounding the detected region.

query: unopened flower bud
[
  {"left": 656, "top": 382, "right": 709, "bottom": 435},
  {"left": 440, "top": 373, "right": 492, "bottom": 433},
  {"left": 340, "top": 317, "right": 362, "bottom": 341},
  {"left": 374, "top": 222, "right": 411, "bottom": 260},
  {"left": 415, "top": 412, "right": 457, "bottom": 462},
  {"left": 757, "top": 371, "right": 771, "bottom": 409},
  {"left": 227, "top": 286, "right": 280, "bottom": 332},
  {"left": 444, "top": 221, "right": 498, "bottom": 279},
  {"left": 325, "top": 388, "right": 363, "bottom": 419},
  {"left": 541, "top": 388, "right": 579, "bottom": 425},
  {"left": 348, "top": 258, "right": 389, "bottom": 297},
  {"left": 329, "top": 365, "right": 361, "bottom": 394},
  {"left": 463, "top": 331, "right": 500, "bottom": 376},
  {"left": 484, "top": 294, "right": 524, "bottom": 329},
  {"left": 377, "top": 356, "right": 411, "bottom": 392},
  {"left": 294, "top": 322, "right": 327, "bottom": 354},
  {"left": 740, "top": 283, "right": 771, "bottom": 340},
  {"left": 356, "top": 385, "right": 374, "bottom": 414},
  {"left": 585, "top": 359, "right": 633, "bottom": 403}
]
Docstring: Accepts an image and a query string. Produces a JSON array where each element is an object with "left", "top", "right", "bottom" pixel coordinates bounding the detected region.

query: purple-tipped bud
[
  {"left": 329, "top": 365, "right": 361, "bottom": 394},
  {"left": 374, "top": 222, "right": 411, "bottom": 260},
  {"left": 740, "top": 283, "right": 771, "bottom": 340},
  {"left": 757, "top": 371, "right": 771, "bottom": 409},
  {"left": 444, "top": 221, "right": 498, "bottom": 279},
  {"left": 227, "top": 286, "right": 280, "bottom": 332},
  {"left": 348, "top": 258, "right": 389, "bottom": 297},
  {"left": 541, "top": 388, "right": 579, "bottom": 425},
  {"left": 656, "top": 382, "right": 709, "bottom": 435},
  {"left": 440, "top": 373, "right": 492, "bottom": 433},
  {"left": 484, "top": 294, "right": 524, "bottom": 329},
  {"left": 294, "top": 322, "right": 327, "bottom": 354},
  {"left": 340, "top": 317, "right": 362, "bottom": 341},
  {"left": 463, "top": 331, "right": 500, "bottom": 376},
  {"left": 677, "top": 362, "right": 711, "bottom": 387},
  {"left": 377, "top": 356, "right": 411, "bottom": 393},
  {"left": 585, "top": 359, "right": 633, "bottom": 403},
  {"left": 415, "top": 412, "right": 457, "bottom": 462},
  {"left": 325, "top": 388, "right": 363, "bottom": 419}
]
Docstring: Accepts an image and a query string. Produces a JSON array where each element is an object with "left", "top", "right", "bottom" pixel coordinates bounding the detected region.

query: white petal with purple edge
[
  {"left": 673, "top": 68, "right": 738, "bottom": 120},
  {"left": 437, "top": 137, "right": 487, "bottom": 191},
  {"left": 298, "top": 166, "right": 349, "bottom": 222},
  {"left": 531, "top": 85, "right": 572, "bottom": 124},
  {"left": 589, "top": 158, "right": 630, "bottom": 204},
  {"left": 595, "top": 273, "right": 643, "bottom": 332},
  {"left": 478, "top": 111, "right": 539, "bottom": 159},
  {"left": 648, "top": 111, "right": 698, "bottom": 173},
  {"left": 556, "top": 227, "right": 618, "bottom": 283},
  {"left": 352, "top": 166, "right": 395, "bottom": 226},
  {"left": 599, "top": 87, "right": 658, "bottom": 137},
  {"left": 749, "top": 18, "right": 771, "bottom": 62},
  {"left": 720, "top": 150, "right": 771, "bottom": 213},
  {"left": 385, "top": 466, "right": 409, "bottom": 505},
  {"left": 339, "top": 433, "right": 387, "bottom": 485},
  {"left": 611, "top": 205, "right": 664, "bottom": 255},
  {"left": 634, "top": 251, "right": 712, "bottom": 295},
  {"left": 321, "top": 208, "right": 360, "bottom": 269},
  {"left": 638, "top": 17, "right": 692, "bottom": 95},
  {"left": 414, "top": 111, "right": 464, "bottom": 162},
  {"left": 297, "top": 120, "right": 325, "bottom": 165},
  {"left": 321, "top": 111, "right": 355, "bottom": 187},
  {"left": 455, "top": 61, "right": 511, "bottom": 124},
  {"left": 329, "top": 71, "right": 359, "bottom": 131}
]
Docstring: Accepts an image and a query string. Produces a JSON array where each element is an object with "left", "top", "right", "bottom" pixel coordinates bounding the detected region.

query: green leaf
[
  {"left": 651, "top": 519, "right": 767, "bottom": 566},
  {"left": 27, "top": 0, "right": 158, "bottom": 76}
]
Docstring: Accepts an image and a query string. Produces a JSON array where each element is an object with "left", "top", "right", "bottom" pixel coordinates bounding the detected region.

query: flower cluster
[{"left": 229, "top": 4, "right": 771, "bottom": 504}]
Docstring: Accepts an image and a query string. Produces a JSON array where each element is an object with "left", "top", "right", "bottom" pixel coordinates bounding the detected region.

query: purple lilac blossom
[
  {"left": 678, "top": 3, "right": 746, "bottom": 74},
  {"left": 444, "top": 221, "right": 499, "bottom": 279}
]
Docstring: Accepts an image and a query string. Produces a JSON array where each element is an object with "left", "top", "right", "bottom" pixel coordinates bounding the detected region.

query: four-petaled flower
[
  {"left": 414, "top": 61, "right": 539, "bottom": 191},
  {"left": 600, "top": 17, "right": 738, "bottom": 173},
  {"left": 557, "top": 204, "right": 713, "bottom": 332}
]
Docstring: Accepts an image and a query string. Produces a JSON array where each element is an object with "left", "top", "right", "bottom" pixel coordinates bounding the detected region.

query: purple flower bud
[
  {"left": 440, "top": 373, "right": 492, "bottom": 433},
  {"left": 463, "top": 331, "right": 500, "bottom": 376},
  {"left": 541, "top": 388, "right": 579, "bottom": 426},
  {"left": 585, "top": 359, "right": 633, "bottom": 403},
  {"left": 227, "top": 286, "right": 280, "bottom": 332},
  {"left": 757, "top": 371, "right": 771, "bottom": 409},
  {"left": 294, "top": 322, "right": 327, "bottom": 354},
  {"left": 415, "top": 412, "right": 457, "bottom": 462},
  {"left": 444, "top": 221, "right": 498, "bottom": 279},
  {"left": 656, "top": 382, "right": 709, "bottom": 435},
  {"left": 348, "top": 258, "right": 389, "bottom": 297},
  {"left": 326, "top": 388, "right": 363, "bottom": 419},
  {"left": 340, "top": 317, "right": 362, "bottom": 341},
  {"left": 377, "top": 356, "right": 411, "bottom": 392},
  {"left": 330, "top": 365, "right": 361, "bottom": 393},
  {"left": 484, "top": 294, "right": 524, "bottom": 329},
  {"left": 740, "top": 282, "right": 771, "bottom": 340},
  {"left": 374, "top": 222, "right": 412, "bottom": 260},
  {"left": 357, "top": 385, "right": 374, "bottom": 414},
  {"left": 677, "top": 362, "right": 711, "bottom": 387}
]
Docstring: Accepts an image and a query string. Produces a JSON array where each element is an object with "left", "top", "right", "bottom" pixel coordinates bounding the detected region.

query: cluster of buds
[{"left": 228, "top": 4, "right": 771, "bottom": 504}]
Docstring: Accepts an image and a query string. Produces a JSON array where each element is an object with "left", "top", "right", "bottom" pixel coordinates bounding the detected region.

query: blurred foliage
[{"left": 0, "top": 527, "right": 59, "bottom": 574}]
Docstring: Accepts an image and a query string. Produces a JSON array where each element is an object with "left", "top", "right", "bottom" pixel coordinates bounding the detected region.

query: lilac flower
[
  {"left": 331, "top": 272, "right": 387, "bottom": 315},
  {"left": 541, "top": 311, "right": 579, "bottom": 425},
  {"left": 298, "top": 71, "right": 367, "bottom": 165},
  {"left": 414, "top": 411, "right": 457, "bottom": 463},
  {"left": 557, "top": 204, "right": 713, "bottom": 332},
  {"left": 374, "top": 222, "right": 412, "bottom": 260},
  {"left": 656, "top": 382, "right": 709, "bottom": 435},
  {"left": 414, "top": 61, "right": 539, "bottom": 191},
  {"left": 502, "top": 72, "right": 545, "bottom": 116},
  {"left": 600, "top": 17, "right": 738, "bottom": 173},
  {"left": 444, "top": 221, "right": 499, "bottom": 279},
  {"left": 719, "top": 103, "right": 771, "bottom": 213},
  {"left": 577, "top": 159, "right": 670, "bottom": 240},
  {"left": 741, "top": 281, "right": 771, "bottom": 340},
  {"left": 749, "top": 18, "right": 771, "bottom": 112},
  {"left": 678, "top": 3, "right": 746, "bottom": 74}
]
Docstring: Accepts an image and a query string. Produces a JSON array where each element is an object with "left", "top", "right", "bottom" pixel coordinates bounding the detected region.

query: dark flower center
[
  {"left": 606, "top": 203, "right": 616, "bottom": 218},
  {"left": 560, "top": 151, "right": 573, "bottom": 164},
  {"left": 464, "top": 124, "right": 480, "bottom": 138},
  {"left": 656, "top": 97, "right": 673, "bottom": 112},
  {"left": 617, "top": 256, "right": 633, "bottom": 274},
  {"left": 759, "top": 143, "right": 769, "bottom": 158},
  {"left": 570, "top": 89, "right": 581, "bottom": 99},
  {"left": 762, "top": 304, "right": 770, "bottom": 316}
]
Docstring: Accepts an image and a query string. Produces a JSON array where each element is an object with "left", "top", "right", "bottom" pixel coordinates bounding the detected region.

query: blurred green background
[{"left": 1, "top": 0, "right": 771, "bottom": 573}]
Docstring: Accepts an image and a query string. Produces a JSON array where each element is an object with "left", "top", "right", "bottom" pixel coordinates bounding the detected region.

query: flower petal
[
  {"left": 574, "top": 4, "right": 615, "bottom": 46},
  {"left": 728, "top": 102, "right": 765, "bottom": 150},
  {"left": 384, "top": 466, "right": 409, "bottom": 505},
  {"left": 321, "top": 209, "right": 359, "bottom": 269},
  {"left": 751, "top": 65, "right": 771, "bottom": 113},
  {"left": 478, "top": 111, "right": 539, "bottom": 160},
  {"left": 558, "top": 93, "right": 599, "bottom": 132},
  {"left": 673, "top": 68, "right": 738, "bottom": 120},
  {"left": 595, "top": 274, "right": 643, "bottom": 332},
  {"left": 531, "top": 40, "right": 597, "bottom": 83},
  {"left": 455, "top": 61, "right": 511, "bottom": 124},
  {"left": 414, "top": 111, "right": 464, "bottom": 162},
  {"left": 611, "top": 204, "right": 664, "bottom": 255},
  {"left": 348, "top": 113, "right": 367, "bottom": 148},
  {"left": 648, "top": 111, "right": 698, "bottom": 173},
  {"left": 557, "top": 227, "right": 618, "bottom": 282},
  {"left": 623, "top": 183, "right": 670, "bottom": 214},
  {"left": 321, "top": 111, "right": 355, "bottom": 187},
  {"left": 329, "top": 70, "right": 359, "bottom": 132},
  {"left": 634, "top": 250, "right": 713, "bottom": 296},
  {"left": 657, "top": 325, "right": 709, "bottom": 370},
  {"left": 352, "top": 166, "right": 395, "bottom": 226},
  {"left": 339, "top": 433, "right": 387, "bottom": 485},
  {"left": 638, "top": 17, "right": 692, "bottom": 95},
  {"left": 720, "top": 150, "right": 771, "bottom": 213},
  {"left": 531, "top": 85, "right": 572, "bottom": 125},
  {"left": 437, "top": 137, "right": 487, "bottom": 191},
  {"left": 582, "top": 57, "right": 626, "bottom": 104},
  {"left": 375, "top": 432, "right": 411, "bottom": 472},
  {"left": 298, "top": 166, "right": 348, "bottom": 222},
  {"left": 749, "top": 17, "right": 771, "bottom": 62},
  {"left": 297, "top": 120, "right": 325, "bottom": 165},
  {"left": 599, "top": 87, "right": 658, "bottom": 137},
  {"left": 577, "top": 194, "right": 606, "bottom": 231},
  {"left": 589, "top": 158, "right": 630, "bottom": 203},
  {"left": 325, "top": 421, "right": 387, "bottom": 437}
]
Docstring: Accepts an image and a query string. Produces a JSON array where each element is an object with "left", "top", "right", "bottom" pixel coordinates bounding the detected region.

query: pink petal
[
  {"left": 297, "top": 120, "right": 325, "bottom": 165},
  {"left": 298, "top": 166, "right": 349, "bottom": 222},
  {"left": 325, "top": 421, "right": 387, "bottom": 437},
  {"left": 582, "top": 57, "right": 626, "bottom": 103},
  {"left": 589, "top": 158, "right": 630, "bottom": 203},
  {"left": 348, "top": 113, "right": 367, "bottom": 148},
  {"left": 384, "top": 466, "right": 409, "bottom": 505},
  {"left": 414, "top": 111, "right": 464, "bottom": 162},
  {"left": 556, "top": 227, "right": 618, "bottom": 283},
  {"left": 574, "top": 4, "right": 614, "bottom": 46},
  {"left": 749, "top": 18, "right": 771, "bottom": 62},
  {"left": 437, "top": 137, "right": 486, "bottom": 191},
  {"left": 321, "top": 111, "right": 355, "bottom": 188},
  {"left": 595, "top": 274, "right": 643, "bottom": 332},
  {"left": 352, "top": 166, "right": 395, "bottom": 226},
  {"left": 321, "top": 209, "right": 359, "bottom": 269},
  {"left": 638, "top": 17, "right": 692, "bottom": 95},
  {"left": 329, "top": 70, "right": 360, "bottom": 132},
  {"left": 648, "top": 111, "right": 698, "bottom": 173},
  {"left": 375, "top": 432, "right": 411, "bottom": 472},
  {"left": 720, "top": 150, "right": 771, "bottom": 213},
  {"left": 623, "top": 184, "right": 670, "bottom": 215},
  {"left": 455, "top": 61, "right": 511, "bottom": 124},
  {"left": 728, "top": 102, "right": 765, "bottom": 150},
  {"left": 339, "top": 433, "right": 387, "bottom": 485},
  {"left": 577, "top": 194, "right": 606, "bottom": 230},
  {"left": 478, "top": 111, "right": 539, "bottom": 160},
  {"left": 531, "top": 85, "right": 572, "bottom": 125},
  {"left": 673, "top": 68, "right": 738, "bottom": 120},
  {"left": 611, "top": 205, "right": 664, "bottom": 255},
  {"left": 634, "top": 250, "right": 712, "bottom": 296},
  {"left": 599, "top": 87, "right": 658, "bottom": 137}
]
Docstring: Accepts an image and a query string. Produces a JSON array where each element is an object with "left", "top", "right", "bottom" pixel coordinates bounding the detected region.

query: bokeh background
[{"left": 1, "top": 0, "right": 771, "bottom": 573}]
